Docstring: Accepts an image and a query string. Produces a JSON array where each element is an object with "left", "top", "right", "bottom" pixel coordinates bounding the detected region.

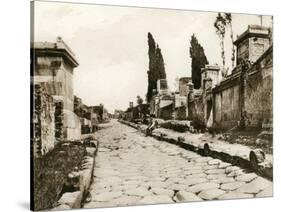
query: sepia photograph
[{"left": 30, "top": 0, "right": 273, "bottom": 210}]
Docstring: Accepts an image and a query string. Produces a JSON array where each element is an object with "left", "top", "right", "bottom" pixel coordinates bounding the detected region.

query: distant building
[
  {"left": 157, "top": 79, "right": 169, "bottom": 95},
  {"left": 114, "top": 110, "right": 124, "bottom": 119},
  {"left": 174, "top": 93, "right": 188, "bottom": 120},
  {"left": 178, "top": 77, "right": 191, "bottom": 96}
]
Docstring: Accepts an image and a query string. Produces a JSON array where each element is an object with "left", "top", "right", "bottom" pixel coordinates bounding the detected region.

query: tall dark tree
[
  {"left": 189, "top": 34, "right": 209, "bottom": 89},
  {"left": 146, "top": 32, "right": 166, "bottom": 102}
]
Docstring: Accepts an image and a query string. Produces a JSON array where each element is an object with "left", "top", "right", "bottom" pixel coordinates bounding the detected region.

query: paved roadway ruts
[{"left": 83, "top": 120, "right": 272, "bottom": 208}]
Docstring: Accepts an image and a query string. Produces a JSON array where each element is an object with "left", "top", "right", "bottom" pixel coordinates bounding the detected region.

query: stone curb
[
  {"left": 119, "top": 120, "right": 272, "bottom": 180},
  {"left": 52, "top": 139, "right": 99, "bottom": 210}
]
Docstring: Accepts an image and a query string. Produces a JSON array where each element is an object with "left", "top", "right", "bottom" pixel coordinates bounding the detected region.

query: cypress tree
[
  {"left": 189, "top": 34, "right": 209, "bottom": 89},
  {"left": 146, "top": 32, "right": 166, "bottom": 102}
]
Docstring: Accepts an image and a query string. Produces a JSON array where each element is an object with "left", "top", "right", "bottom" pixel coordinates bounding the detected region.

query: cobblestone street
[{"left": 83, "top": 120, "right": 272, "bottom": 208}]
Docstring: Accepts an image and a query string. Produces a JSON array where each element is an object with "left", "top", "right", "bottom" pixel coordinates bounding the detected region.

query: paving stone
[
  {"left": 193, "top": 157, "right": 212, "bottom": 163},
  {"left": 185, "top": 173, "right": 207, "bottom": 179},
  {"left": 122, "top": 180, "right": 142, "bottom": 186},
  {"left": 225, "top": 166, "right": 240, "bottom": 174},
  {"left": 150, "top": 188, "right": 174, "bottom": 197},
  {"left": 93, "top": 191, "right": 123, "bottom": 202},
  {"left": 185, "top": 169, "right": 205, "bottom": 175},
  {"left": 185, "top": 165, "right": 203, "bottom": 171},
  {"left": 217, "top": 192, "right": 254, "bottom": 200},
  {"left": 83, "top": 121, "right": 269, "bottom": 209},
  {"left": 203, "top": 165, "right": 218, "bottom": 170},
  {"left": 174, "top": 191, "right": 202, "bottom": 202},
  {"left": 186, "top": 182, "right": 220, "bottom": 193},
  {"left": 119, "top": 184, "right": 139, "bottom": 191},
  {"left": 221, "top": 182, "right": 246, "bottom": 191},
  {"left": 205, "top": 169, "right": 226, "bottom": 175},
  {"left": 58, "top": 191, "right": 82, "bottom": 208},
  {"left": 198, "top": 188, "right": 226, "bottom": 200},
  {"left": 147, "top": 181, "right": 170, "bottom": 188},
  {"left": 208, "top": 159, "right": 221, "bottom": 165},
  {"left": 110, "top": 195, "right": 142, "bottom": 206},
  {"left": 83, "top": 201, "right": 114, "bottom": 208},
  {"left": 165, "top": 176, "right": 185, "bottom": 183},
  {"left": 210, "top": 177, "right": 235, "bottom": 184},
  {"left": 181, "top": 177, "right": 208, "bottom": 186},
  {"left": 138, "top": 195, "right": 174, "bottom": 204},
  {"left": 256, "top": 185, "right": 273, "bottom": 197},
  {"left": 206, "top": 174, "right": 226, "bottom": 180},
  {"left": 227, "top": 169, "right": 245, "bottom": 177},
  {"left": 218, "top": 162, "right": 232, "bottom": 169},
  {"left": 235, "top": 173, "right": 258, "bottom": 183},
  {"left": 167, "top": 183, "right": 188, "bottom": 191},
  {"left": 124, "top": 187, "right": 152, "bottom": 197},
  {"left": 52, "top": 204, "right": 71, "bottom": 210},
  {"left": 236, "top": 177, "right": 272, "bottom": 194}
]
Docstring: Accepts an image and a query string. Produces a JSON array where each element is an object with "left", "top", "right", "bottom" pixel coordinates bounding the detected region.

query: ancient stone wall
[
  {"left": 212, "top": 47, "right": 272, "bottom": 130},
  {"left": 54, "top": 101, "right": 64, "bottom": 142},
  {"left": 34, "top": 53, "right": 81, "bottom": 140},
  {"left": 188, "top": 96, "right": 205, "bottom": 125},
  {"left": 213, "top": 84, "right": 241, "bottom": 130},
  {"left": 63, "top": 110, "right": 81, "bottom": 140},
  {"left": 244, "top": 48, "right": 273, "bottom": 127},
  {"left": 33, "top": 84, "right": 56, "bottom": 157}
]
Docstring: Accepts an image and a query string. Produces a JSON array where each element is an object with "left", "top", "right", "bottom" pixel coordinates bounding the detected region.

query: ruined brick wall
[
  {"left": 244, "top": 49, "right": 273, "bottom": 127},
  {"left": 33, "top": 84, "right": 56, "bottom": 157}
]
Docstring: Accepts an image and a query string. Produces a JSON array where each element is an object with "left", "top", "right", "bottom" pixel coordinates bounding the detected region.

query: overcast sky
[{"left": 34, "top": 1, "right": 272, "bottom": 113}]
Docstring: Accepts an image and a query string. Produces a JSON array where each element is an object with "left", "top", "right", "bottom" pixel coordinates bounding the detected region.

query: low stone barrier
[
  {"left": 119, "top": 120, "right": 272, "bottom": 180},
  {"left": 52, "top": 139, "right": 99, "bottom": 210}
]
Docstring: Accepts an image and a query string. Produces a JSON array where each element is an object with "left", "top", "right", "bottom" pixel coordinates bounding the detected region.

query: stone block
[
  {"left": 198, "top": 188, "right": 226, "bottom": 200},
  {"left": 174, "top": 191, "right": 202, "bottom": 202},
  {"left": 58, "top": 191, "right": 82, "bottom": 208}
]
